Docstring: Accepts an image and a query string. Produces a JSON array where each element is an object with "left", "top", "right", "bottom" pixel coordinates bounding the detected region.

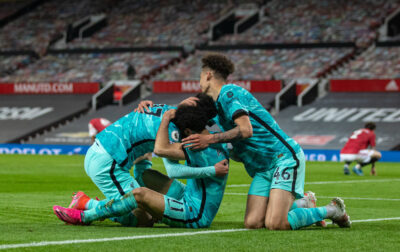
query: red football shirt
[
  {"left": 340, "top": 128, "right": 376, "bottom": 154},
  {"left": 89, "top": 118, "right": 111, "bottom": 136}
]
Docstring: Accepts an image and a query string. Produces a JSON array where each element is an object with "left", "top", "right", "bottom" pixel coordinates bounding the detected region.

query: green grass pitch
[{"left": 0, "top": 154, "right": 399, "bottom": 251}]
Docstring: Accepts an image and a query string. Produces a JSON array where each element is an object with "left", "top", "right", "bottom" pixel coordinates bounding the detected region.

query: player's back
[
  {"left": 183, "top": 142, "right": 229, "bottom": 226},
  {"left": 341, "top": 128, "right": 375, "bottom": 154},
  {"left": 97, "top": 104, "right": 176, "bottom": 169},
  {"left": 216, "top": 84, "right": 301, "bottom": 176}
]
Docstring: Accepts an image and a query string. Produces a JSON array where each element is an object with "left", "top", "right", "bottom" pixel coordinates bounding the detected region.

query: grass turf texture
[{"left": 0, "top": 154, "right": 399, "bottom": 251}]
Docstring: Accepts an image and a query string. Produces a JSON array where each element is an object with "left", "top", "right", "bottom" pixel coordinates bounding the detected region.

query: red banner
[
  {"left": 0, "top": 82, "right": 99, "bottom": 94},
  {"left": 292, "top": 135, "right": 336, "bottom": 146},
  {"left": 330, "top": 79, "right": 400, "bottom": 92},
  {"left": 153, "top": 80, "right": 282, "bottom": 93}
]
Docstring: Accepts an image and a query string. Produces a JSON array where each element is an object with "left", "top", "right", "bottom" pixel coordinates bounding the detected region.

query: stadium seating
[
  {"left": 0, "top": 52, "right": 180, "bottom": 83},
  {"left": 331, "top": 46, "right": 400, "bottom": 79},
  {"left": 154, "top": 48, "right": 353, "bottom": 81},
  {"left": 0, "top": 55, "right": 34, "bottom": 77},
  {"left": 0, "top": 0, "right": 111, "bottom": 53},
  {"left": 58, "top": 0, "right": 229, "bottom": 48},
  {"left": 0, "top": 0, "right": 30, "bottom": 20},
  {"left": 214, "top": 0, "right": 400, "bottom": 45},
  {"left": 275, "top": 91, "right": 400, "bottom": 151}
]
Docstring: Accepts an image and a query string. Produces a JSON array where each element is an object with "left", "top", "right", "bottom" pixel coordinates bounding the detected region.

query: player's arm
[
  {"left": 153, "top": 109, "right": 185, "bottom": 160},
  {"left": 162, "top": 158, "right": 228, "bottom": 178},
  {"left": 182, "top": 114, "right": 253, "bottom": 150}
]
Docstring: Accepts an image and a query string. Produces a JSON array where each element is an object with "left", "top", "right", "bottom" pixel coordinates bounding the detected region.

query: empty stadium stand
[
  {"left": 0, "top": 94, "right": 93, "bottom": 143},
  {"left": 27, "top": 92, "right": 197, "bottom": 145},
  {"left": 275, "top": 80, "right": 400, "bottom": 151}
]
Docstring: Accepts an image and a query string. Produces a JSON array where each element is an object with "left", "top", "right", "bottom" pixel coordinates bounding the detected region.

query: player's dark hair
[
  {"left": 195, "top": 93, "right": 217, "bottom": 120},
  {"left": 201, "top": 53, "right": 234, "bottom": 80},
  {"left": 365, "top": 122, "right": 376, "bottom": 130},
  {"left": 172, "top": 94, "right": 217, "bottom": 138}
]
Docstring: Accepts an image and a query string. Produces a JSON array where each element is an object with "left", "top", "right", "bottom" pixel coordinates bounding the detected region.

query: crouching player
[
  {"left": 340, "top": 122, "right": 381, "bottom": 176},
  {"left": 63, "top": 94, "right": 225, "bottom": 227},
  {"left": 54, "top": 95, "right": 229, "bottom": 228}
]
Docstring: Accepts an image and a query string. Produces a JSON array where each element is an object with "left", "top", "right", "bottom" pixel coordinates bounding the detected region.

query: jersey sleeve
[
  {"left": 219, "top": 89, "right": 249, "bottom": 121},
  {"left": 162, "top": 158, "right": 216, "bottom": 179}
]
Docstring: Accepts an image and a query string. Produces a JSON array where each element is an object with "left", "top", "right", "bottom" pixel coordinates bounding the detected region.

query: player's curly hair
[
  {"left": 365, "top": 122, "right": 376, "bottom": 130},
  {"left": 194, "top": 93, "right": 217, "bottom": 121},
  {"left": 172, "top": 93, "right": 217, "bottom": 138},
  {"left": 202, "top": 53, "right": 234, "bottom": 80}
]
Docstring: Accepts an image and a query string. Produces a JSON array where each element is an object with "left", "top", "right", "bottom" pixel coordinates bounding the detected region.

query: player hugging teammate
[{"left": 54, "top": 53, "right": 352, "bottom": 230}]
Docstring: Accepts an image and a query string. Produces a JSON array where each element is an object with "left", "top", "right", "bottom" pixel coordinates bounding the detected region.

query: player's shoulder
[{"left": 219, "top": 84, "right": 248, "bottom": 101}]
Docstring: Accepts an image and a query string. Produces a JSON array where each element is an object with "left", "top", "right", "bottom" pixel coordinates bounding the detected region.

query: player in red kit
[
  {"left": 340, "top": 122, "right": 381, "bottom": 176},
  {"left": 88, "top": 118, "right": 111, "bottom": 143}
]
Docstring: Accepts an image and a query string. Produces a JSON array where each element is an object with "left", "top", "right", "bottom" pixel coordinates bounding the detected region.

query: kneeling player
[
  {"left": 54, "top": 95, "right": 229, "bottom": 228},
  {"left": 340, "top": 122, "right": 381, "bottom": 176},
  {"left": 64, "top": 94, "right": 224, "bottom": 227}
]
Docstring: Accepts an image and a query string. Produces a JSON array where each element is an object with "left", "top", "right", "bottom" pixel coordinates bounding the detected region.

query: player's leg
[
  {"left": 265, "top": 151, "right": 307, "bottom": 230},
  {"left": 340, "top": 154, "right": 354, "bottom": 175},
  {"left": 244, "top": 195, "right": 268, "bottom": 229},
  {"left": 353, "top": 150, "right": 381, "bottom": 176},
  {"left": 244, "top": 171, "right": 272, "bottom": 229},
  {"left": 266, "top": 151, "right": 350, "bottom": 230},
  {"left": 243, "top": 169, "right": 310, "bottom": 229},
  {"left": 360, "top": 150, "right": 381, "bottom": 176},
  {"left": 286, "top": 197, "right": 351, "bottom": 230},
  {"left": 80, "top": 141, "right": 140, "bottom": 226},
  {"left": 142, "top": 169, "right": 185, "bottom": 199},
  {"left": 343, "top": 161, "right": 351, "bottom": 175},
  {"left": 265, "top": 189, "right": 294, "bottom": 230},
  {"left": 82, "top": 187, "right": 164, "bottom": 223}
]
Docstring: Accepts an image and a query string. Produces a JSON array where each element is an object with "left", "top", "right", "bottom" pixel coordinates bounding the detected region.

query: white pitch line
[
  {"left": 225, "top": 193, "right": 400, "bottom": 201},
  {"left": 227, "top": 178, "right": 400, "bottom": 188},
  {"left": 351, "top": 217, "right": 400, "bottom": 223},
  {"left": 0, "top": 229, "right": 247, "bottom": 250},
  {"left": 315, "top": 196, "right": 400, "bottom": 201},
  {"left": 2, "top": 217, "right": 400, "bottom": 250},
  {"left": 326, "top": 217, "right": 400, "bottom": 225}
]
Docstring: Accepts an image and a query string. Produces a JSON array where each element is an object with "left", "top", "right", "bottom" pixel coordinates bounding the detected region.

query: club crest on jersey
[
  {"left": 171, "top": 130, "right": 180, "bottom": 142},
  {"left": 227, "top": 91, "right": 234, "bottom": 98}
]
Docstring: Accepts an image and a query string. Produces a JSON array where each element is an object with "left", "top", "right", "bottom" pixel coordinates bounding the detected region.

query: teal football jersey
[
  {"left": 96, "top": 104, "right": 179, "bottom": 170},
  {"left": 183, "top": 142, "right": 229, "bottom": 223},
  {"left": 215, "top": 84, "right": 301, "bottom": 177}
]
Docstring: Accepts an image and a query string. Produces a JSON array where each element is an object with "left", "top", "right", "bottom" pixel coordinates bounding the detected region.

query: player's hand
[
  {"left": 134, "top": 100, "right": 154, "bottom": 113},
  {"left": 179, "top": 97, "right": 199, "bottom": 107},
  {"left": 182, "top": 134, "right": 212, "bottom": 150},
  {"left": 163, "top": 109, "right": 176, "bottom": 121},
  {"left": 214, "top": 159, "right": 229, "bottom": 177}
]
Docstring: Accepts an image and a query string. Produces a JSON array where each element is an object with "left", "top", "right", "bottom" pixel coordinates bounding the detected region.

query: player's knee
[
  {"left": 132, "top": 187, "right": 148, "bottom": 202},
  {"left": 244, "top": 216, "right": 264, "bottom": 229},
  {"left": 374, "top": 151, "right": 382, "bottom": 160},
  {"left": 265, "top": 215, "right": 291, "bottom": 230},
  {"left": 265, "top": 219, "right": 289, "bottom": 230}
]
